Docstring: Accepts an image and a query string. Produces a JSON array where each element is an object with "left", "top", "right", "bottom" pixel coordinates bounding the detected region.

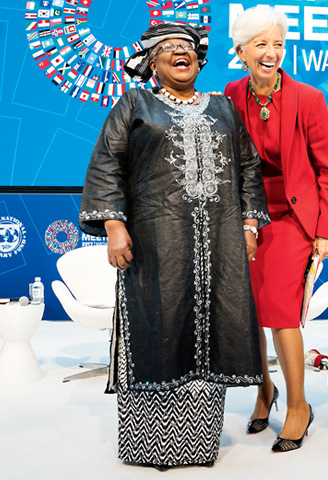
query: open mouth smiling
[
  {"left": 172, "top": 57, "right": 190, "bottom": 69},
  {"left": 260, "top": 61, "right": 275, "bottom": 69}
]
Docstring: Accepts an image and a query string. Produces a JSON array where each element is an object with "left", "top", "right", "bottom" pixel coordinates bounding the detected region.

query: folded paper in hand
[{"left": 301, "top": 255, "right": 321, "bottom": 327}]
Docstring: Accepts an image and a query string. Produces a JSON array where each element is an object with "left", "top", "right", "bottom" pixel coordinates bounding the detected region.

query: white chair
[
  {"left": 52, "top": 245, "right": 116, "bottom": 382},
  {"left": 307, "top": 282, "right": 328, "bottom": 320}
]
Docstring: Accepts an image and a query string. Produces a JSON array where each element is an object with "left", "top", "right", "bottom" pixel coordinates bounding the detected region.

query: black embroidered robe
[{"left": 79, "top": 89, "right": 270, "bottom": 393}]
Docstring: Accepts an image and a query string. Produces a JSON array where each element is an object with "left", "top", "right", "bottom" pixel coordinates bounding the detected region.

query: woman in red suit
[{"left": 225, "top": 6, "right": 328, "bottom": 452}]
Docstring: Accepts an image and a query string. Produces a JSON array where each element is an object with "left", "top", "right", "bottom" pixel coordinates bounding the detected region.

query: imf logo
[{"left": 0, "top": 217, "right": 27, "bottom": 257}]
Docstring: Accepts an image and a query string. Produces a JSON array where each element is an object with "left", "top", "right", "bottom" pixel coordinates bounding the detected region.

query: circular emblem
[
  {"left": 25, "top": 0, "right": 211, "bottom": 108},
  {"left": 0, "top": 217, "right": 27, "bottom": 257},
  {"left": 45, "top": 219, "right": 79, "bottom": 254}
]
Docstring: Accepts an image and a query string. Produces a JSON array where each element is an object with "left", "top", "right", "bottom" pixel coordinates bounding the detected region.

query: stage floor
[{"left": 1, "top": 319, "right": 327, "bottom": 480}]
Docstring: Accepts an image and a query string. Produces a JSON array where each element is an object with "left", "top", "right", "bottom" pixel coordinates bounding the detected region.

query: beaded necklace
[
  {"left": 160, "top": 87, "right": 198, "bottom": 105},
  {"left": 249, "top": 73, "right": 280, "bottom": 121}
]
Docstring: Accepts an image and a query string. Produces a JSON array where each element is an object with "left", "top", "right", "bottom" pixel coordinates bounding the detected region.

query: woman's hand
[
  {"left": 243, "top": 220, "right": 258, "bottom": 262},
  {"left": 312, "top": 236, "right": 328, "bottom": 262},
  {"left": 244, "top": 230, "right": 257, "bottom": 262},
  {"left": 105, "top": 220, "right": 133, "bottom": 270}
]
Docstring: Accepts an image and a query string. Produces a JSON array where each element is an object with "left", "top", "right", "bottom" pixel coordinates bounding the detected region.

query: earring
[
  {"left": 153, "top": 69, "right": 157, "bottom": 77},
  {"left": 198, "top": 67, "right": 200, "bottom": 72},
  {"left": 242, "top": 62, "right": 248, "bottom": 72}
]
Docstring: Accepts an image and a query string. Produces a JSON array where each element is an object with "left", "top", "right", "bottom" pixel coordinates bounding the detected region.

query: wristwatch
[{"left": 243, "top": 224, "right": 258, "bottom": 239}]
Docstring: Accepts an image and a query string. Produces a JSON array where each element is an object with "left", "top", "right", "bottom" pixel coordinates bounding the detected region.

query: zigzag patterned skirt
[{"left": 117, "top": 332, "right": 227, "bottom": 467}]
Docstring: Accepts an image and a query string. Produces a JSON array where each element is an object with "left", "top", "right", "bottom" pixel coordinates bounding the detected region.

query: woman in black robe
[{"left": 79, "top": 23, "right": 270, "bottom": 468}]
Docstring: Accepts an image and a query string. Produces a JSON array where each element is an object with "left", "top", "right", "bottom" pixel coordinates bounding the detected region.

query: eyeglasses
[{"left": 156, "top": 41, "right": 196, "bottom": 54}]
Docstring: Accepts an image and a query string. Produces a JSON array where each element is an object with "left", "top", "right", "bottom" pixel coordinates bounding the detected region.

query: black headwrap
[{"left": 124, "top": 23, "right": 209, "bottom": 82}]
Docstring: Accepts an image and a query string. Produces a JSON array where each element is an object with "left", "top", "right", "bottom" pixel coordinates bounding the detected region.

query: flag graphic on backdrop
[{"left": 25, "top": 0, "right": 211, "bottom": 107}]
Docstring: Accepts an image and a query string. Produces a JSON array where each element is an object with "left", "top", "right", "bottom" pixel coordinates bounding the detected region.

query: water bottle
[{"left": 31, "top": 277, "right": 44, "bottom": 305}]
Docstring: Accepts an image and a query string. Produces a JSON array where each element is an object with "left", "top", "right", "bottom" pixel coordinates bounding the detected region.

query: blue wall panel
[
  {"left": 1, "top": 0, "right": 327, "bottom": 187},
  {"left": 0, "top": 193, "right": 107, "bottom": 319}
]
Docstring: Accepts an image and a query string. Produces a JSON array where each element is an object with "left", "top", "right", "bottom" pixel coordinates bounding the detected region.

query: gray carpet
[{"left": 1, "top": 320, "right": 327, "bottom": 480}]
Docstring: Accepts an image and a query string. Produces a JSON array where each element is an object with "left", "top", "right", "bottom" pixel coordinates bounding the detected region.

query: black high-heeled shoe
[
  {"left": 271, "top": 404, "right": 314, "bottom": 453},
  {"left": 247, "top": 384, "right": 279, "bottom": 434}
]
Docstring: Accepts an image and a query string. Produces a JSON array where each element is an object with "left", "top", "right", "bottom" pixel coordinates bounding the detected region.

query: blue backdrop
[
  {"left": 1, "top": 0, "right": 327, "bottom": 187},
  {"left": 1, "top": 0, "right": 328, "bottom": 319},
  {"left": 0, "top": 192, "right": 107, "bottom": 319}
]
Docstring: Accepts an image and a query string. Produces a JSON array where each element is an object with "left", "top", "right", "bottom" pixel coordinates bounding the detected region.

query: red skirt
[{"left": 249, "top": 176, "right": 313, "bottom": 328}]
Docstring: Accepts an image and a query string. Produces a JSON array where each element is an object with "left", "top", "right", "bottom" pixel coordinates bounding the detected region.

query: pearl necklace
[
  {"left": 249, "top": 73, "right": 280, "bottom": 121},
  {"left": 161, "top": 87, "right": 198, "bottom": 105}
]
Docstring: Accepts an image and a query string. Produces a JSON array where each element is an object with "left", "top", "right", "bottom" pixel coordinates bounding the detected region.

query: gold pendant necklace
[{"left": 249, "top": 73, "right": 280, "bottom": 121}]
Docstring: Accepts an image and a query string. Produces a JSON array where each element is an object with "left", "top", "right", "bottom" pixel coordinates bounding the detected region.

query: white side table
[{"left": 0, "top": 303, "right": 45, "bottom": 383}]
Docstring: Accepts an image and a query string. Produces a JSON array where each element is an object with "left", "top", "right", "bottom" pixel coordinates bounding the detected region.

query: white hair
[{"left": 232, "top": 6, "right": 288, "bottom": 54}]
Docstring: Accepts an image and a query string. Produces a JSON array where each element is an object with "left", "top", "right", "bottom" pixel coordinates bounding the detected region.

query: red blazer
[{"left": 225, "top": 69, "right": 328, "bottom": 239}]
